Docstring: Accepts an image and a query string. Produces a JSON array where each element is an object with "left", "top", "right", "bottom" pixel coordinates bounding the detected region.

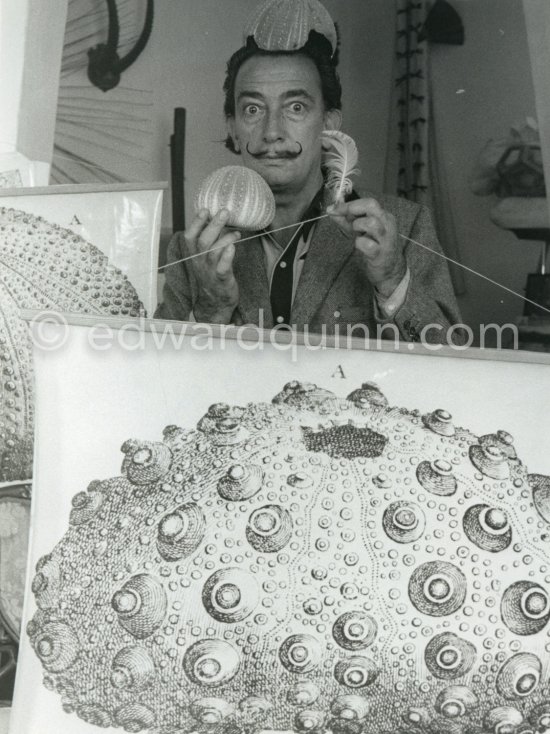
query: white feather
[{"left": 321, "top": 130, "right": 360, "bottom": 203}]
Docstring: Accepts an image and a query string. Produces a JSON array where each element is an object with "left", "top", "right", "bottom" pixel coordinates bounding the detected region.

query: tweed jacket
[{"left": 155, "top": 193, "right": 462, "bottom": 343}]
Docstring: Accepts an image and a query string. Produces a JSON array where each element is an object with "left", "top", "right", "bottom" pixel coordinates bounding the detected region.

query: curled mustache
[{"left": 245, "top": 141, "right": 303, "bottom": 159}]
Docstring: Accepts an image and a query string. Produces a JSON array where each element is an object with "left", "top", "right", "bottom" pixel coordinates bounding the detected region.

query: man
[{"left": 156, "top": 12, "right": 462, "bottom": 344}]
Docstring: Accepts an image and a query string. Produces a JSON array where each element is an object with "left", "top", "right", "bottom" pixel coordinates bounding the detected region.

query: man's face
[{"left": 228, "top": 54, "right": 341, "bottom": 195}]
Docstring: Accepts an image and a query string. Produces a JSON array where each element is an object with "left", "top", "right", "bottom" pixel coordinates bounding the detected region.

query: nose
[{"left": 262, "top": 109, "right": 285, "bottom": 143}]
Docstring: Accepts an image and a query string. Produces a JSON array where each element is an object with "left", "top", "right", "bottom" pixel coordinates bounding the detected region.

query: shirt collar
[{"left": 261, "top": 185, "right": 326, "bottom": 243}]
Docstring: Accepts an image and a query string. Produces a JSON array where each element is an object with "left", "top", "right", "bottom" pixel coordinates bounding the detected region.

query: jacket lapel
[
  {"left": 291, "top": 214, "right": 354, "bottom": 327},
  {"left": 232, "top": 233, "right": 274, "bottom": 327}
]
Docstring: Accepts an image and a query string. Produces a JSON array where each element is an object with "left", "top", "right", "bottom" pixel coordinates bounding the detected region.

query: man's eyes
[
  {"left": 243, "top": 104, "right": 262, "bottom": 116},
  {"left": 240, "top": 101, "right": 309, "bottom": 117}
]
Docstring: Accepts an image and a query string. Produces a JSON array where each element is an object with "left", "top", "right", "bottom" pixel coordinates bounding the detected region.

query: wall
[
  {"left": 0, "top": 0, "right": 67, "bottom": 158},
  {"left": 16, "top": 0, "right": 68, "bottom": 162},
  {"left": 149, "top": 0, "right": 395, "bottom": 228},
  {"left": 0, "top": 0, "right": 29, "bottom": 152},
  {"left": 524, "top": 0, "right": 550, "bottom": 230},
  {"left": 430, "top": 0, "right": 540, "bottom": 333},
  {"left": 0, "top": 0, "right": 67, "bottom": 183}
]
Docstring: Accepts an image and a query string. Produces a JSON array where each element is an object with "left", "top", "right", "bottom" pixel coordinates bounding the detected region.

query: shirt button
[
  {"left": 279, "top": 261, "right": 287, "bottom": 269},
  {"left": 334, "top": 310, "right": 341, "bottom": 318},
  {"left": 276, "top": 316, "right": 284, "bottom": 323}
]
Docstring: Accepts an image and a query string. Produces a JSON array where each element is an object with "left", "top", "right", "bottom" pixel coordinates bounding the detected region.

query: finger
[
  {"left": 328, "top": 198, "right": 385, "bottom": 221},
  {"left": 197, "top": 209, "right": 231, "bottom": 251},
  {"left": 346, "top": 198, "right": 385, "bottom": 219},
  {"left": 326, "top": 205, "right": 354, "bottom": 237},
  {"left": 216, "top": 242, "right": 238, "bottom": 278},
  {"left": 326, "top": 201, "right": 348, "bottom": 216},
  {"left": 355, "top": 235, "right": 381, "bottom": 259},
  {"left": 206, "top": 230, "right": 240, "bottom": 269},
  {"left": 352, "top": 215, "right": 386, "bottom": 242},
  {"left": 326, "top": 201, "right": 356, "bottom": 224},
  {"left": 184, "top": 209, "right": 210, "bottom": 254}
]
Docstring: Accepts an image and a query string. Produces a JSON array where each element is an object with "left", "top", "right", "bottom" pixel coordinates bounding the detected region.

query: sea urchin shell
[{"left": 195, "top": 166, "right": 275, "bottom": 231}]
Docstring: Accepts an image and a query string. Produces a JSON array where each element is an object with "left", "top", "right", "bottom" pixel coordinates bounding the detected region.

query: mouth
[
  {"left": 258, "top": 156, "right": 293, "bottom": 166},
  {"left": 255, "top": 153, "right": 298, "bottom": 163}
]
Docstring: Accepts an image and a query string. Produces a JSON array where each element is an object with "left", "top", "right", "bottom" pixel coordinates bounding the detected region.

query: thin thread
[
  {"left": 156, "top": 214, "right": 329, "bottom": 271},
  {"left": 0, "top": 143, "right": 545, "bottom": 317},
  {"left": 402, "top": 233, "right": 550, "bottom": 317},
  {"left": 157, "top": 213, "right": 550, "bottom": 317}
]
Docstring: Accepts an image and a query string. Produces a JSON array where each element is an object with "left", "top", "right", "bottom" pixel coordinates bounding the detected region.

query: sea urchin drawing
[
  {"left": 27, "top": 381, "right": 550, "bottom": 734},
  {"left": 0, "top": 206, "right": 143, "bottom": 483}
]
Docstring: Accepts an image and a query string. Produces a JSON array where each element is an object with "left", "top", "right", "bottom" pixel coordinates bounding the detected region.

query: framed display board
[
  {"left": 0, "top": 181, "right": 165, "bottom": 481},
  {"left": 0, "top": 183, "right": 165, "bottom": 315},
  {"left": 7, "top": 315, "right": 550, "bottom": 734},
  {"left": 0, "top": 183, "right": 165, "bottom": 709}
]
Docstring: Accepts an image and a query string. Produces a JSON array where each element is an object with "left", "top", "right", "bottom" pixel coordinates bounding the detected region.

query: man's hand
[
  {"left": 328, "top": 198, "right": 407, "bottom": 298},
  {"left": 184, "top": 208, "right": 241, "bottom": 323}
]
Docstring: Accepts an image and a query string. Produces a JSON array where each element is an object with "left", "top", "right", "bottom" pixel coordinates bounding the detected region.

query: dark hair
[{"left": 223, "top": 30, "right": 342, "bottom": 153}]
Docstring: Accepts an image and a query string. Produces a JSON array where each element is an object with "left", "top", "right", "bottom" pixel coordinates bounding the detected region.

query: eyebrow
[
  {"left": 283, "top": 89, "right": 316, "bottom": 103},
  {"left": 236, "top": 88, "right": 316, "bottom": 103},
  {"left": 236, "top": 91, "right": 264, "bottom": 103}
]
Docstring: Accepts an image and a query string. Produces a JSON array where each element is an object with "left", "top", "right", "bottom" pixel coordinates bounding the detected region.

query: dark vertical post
[{"left": 171, "top": 107, "right": 186, "bottom": 234}]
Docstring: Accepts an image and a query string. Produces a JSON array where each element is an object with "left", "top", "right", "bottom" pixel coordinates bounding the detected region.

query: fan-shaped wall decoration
[{"left": 52, "top": 0, "right": 155, "bottom": 184}]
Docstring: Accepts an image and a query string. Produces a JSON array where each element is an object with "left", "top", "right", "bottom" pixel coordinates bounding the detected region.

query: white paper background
[
  {"left": 0, "top": 186, "right": 164, "bottom": 314},
  {"left": 10, "top": 322, "right": 550, "bottom": 734}
]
